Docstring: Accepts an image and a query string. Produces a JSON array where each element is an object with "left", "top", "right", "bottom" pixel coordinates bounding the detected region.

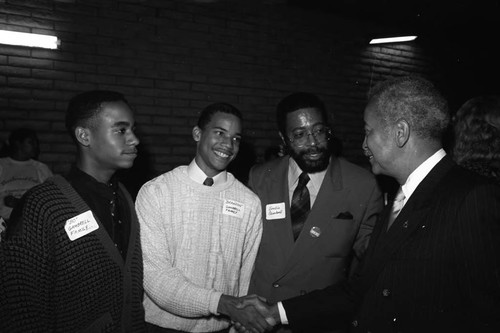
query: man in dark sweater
[{"left": 0, "top": 90, "right": 146, "bottom": 332}]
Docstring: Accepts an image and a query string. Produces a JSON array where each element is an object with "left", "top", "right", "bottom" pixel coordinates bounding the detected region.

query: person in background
[
  {"left": 452, "top": 95, "right": 500, "bottom": 183},
  {"left": 0, "top": 90, "right": 146, "bottom": 332},
  {"left": 135, "top": 102, "right": 269, "bottom": 333},
  {"left": 0, "top": 128, "right": 53, "bottom": 226},
  {"left": 247, "top": 92, "right": 383, "bottom": 332}
]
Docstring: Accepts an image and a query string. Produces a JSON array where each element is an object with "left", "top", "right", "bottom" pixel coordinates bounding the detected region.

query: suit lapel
[
  {"left": 366, "top": 156, "right": 456, "bottom": 278},
  {"left": 263, "top": 157, "right": 296, "bottom": 259}
]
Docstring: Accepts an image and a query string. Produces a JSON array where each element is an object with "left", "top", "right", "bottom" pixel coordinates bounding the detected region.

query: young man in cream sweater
[{"left": 136, "top": 103, "right": 272, "bottom": 333}]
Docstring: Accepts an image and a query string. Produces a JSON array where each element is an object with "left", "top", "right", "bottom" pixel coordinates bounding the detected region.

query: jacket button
[
  {"left": 351, "top": 320, "right": 358, "bottom": 327},
  {"left": 382, "top": 289, "right": 391, "bottom": 297},
  {"left": 273, "top": 283, "right": 280, "bottom": 288}
]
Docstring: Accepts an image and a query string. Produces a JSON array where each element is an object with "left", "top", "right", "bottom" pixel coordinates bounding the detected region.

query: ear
[
  {"left": 279, "top": 131, "right": 286, "bottom": 145},
  {"left": 75, "top": 127, "right": 91, "bottom": 147},
  {"left": 394, "top": 119, "right": 410, "bottom": 147},
  {"left": 192, "top": 126, "right": 202, "bottom": 142}
]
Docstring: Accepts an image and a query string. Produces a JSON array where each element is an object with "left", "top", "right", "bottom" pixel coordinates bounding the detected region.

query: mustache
[{"left": 301, "top": 146, "right": 327, "bottom": 155}]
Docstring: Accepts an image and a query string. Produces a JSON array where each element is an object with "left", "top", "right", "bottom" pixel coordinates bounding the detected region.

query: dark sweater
[{"left": 0, "top": 175, "right": 146, "bottom": 332}]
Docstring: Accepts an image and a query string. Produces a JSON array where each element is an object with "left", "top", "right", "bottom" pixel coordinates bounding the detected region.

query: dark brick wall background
[{"left": 0, "top": 0, "right": 490, "bottom": 191}]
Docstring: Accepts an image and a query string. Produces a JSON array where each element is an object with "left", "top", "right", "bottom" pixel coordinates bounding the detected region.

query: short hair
[
  {"left": 276, "top": 92, "right": 328, "bottom": 135},
  {"left": 8, "top": 128, "right": 37, "bottom": 146},
  {"left": 65, "top": 90, "right": 129, "bottom": 140},
  {"left": 368, "top": 76, "right": 450, "bottom": 141},
  {"left": 452, "top": 96, "right": 500, "bottom": 169},
  {"left": 197, "top": 102, "right": 242, "bottom": 129}
]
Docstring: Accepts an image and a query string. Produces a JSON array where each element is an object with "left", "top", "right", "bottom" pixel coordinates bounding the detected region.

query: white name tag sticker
[
  {"left": 65, "top": 210, "right": 99, "bottom": 241},
  {"left": 223, "top": 199, "right": 245, "bottom": 219},
  {"left": 266, "top": 202, "right": 286, "bottom": 220}
]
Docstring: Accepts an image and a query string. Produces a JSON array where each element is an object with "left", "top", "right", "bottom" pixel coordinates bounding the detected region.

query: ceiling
[{"left": 287, "top": 0, "right": 499, "bottom": 40}]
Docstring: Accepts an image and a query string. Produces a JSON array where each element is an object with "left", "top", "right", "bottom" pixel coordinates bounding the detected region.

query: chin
[
  {"left": 297, "top": 158, "right": 330, "bottom": 173},
  {"left": 119, "top": 161, "right": 135, "bottom": 169}
]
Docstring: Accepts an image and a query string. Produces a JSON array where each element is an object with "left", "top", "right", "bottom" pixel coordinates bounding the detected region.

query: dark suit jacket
[
  {"left": 283, "top": 156, "right": 500, "bottom": 333},
  {"left": 248, "top": 156, "right": 383, "bottom": 303}
]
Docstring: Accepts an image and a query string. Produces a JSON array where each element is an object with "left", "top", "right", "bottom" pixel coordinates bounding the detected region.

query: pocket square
[{"left": 335, "top": 211, "right": 353, "bottom": 219}]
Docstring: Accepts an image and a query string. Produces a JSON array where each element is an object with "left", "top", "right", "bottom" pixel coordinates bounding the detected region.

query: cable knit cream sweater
[{"left": 136, "top": 166, "right": 262, "bottom": 332}]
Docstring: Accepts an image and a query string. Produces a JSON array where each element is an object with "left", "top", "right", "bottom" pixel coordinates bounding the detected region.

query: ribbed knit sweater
[
  {"left": 136, "top": 166, "right": 262, "bottom": 332},
  {"left": 0, "top": 176, "right": 146, "bottom": 332}
]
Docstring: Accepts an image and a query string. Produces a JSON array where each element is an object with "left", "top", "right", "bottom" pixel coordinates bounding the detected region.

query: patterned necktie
[
  {"left": 290, "top": 172, "right": 310, "bottom": 241},
  {"left": 203, "top": 177, "right": 214, "bottom": 186},
  {"left": 387, "top": 186, "right": 405, "bottom": 230}
]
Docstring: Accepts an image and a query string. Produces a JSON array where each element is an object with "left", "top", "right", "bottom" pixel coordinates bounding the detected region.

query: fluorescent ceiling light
[
  {"left": 0, "top": 30, "right": 60, "bottom": 49},
  {"left": 369, "top": 36, "right": 417, "bottom": 45}
]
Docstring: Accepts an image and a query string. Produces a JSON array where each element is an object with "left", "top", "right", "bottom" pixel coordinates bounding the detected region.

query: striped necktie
[{"left": 290, "top": 172, "right": 310, "bottom": 241}]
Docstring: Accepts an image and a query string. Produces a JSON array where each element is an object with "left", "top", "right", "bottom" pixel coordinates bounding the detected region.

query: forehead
[
  {"left": 205, "top": 111, "right": 241, "bottom": 131},
  {"left": 286, "top": 107, "right": 325, "bottom": 130},
  {"left": 363, "top": 102, "right": 379, "bottom": 126},
  {"left": 97, "top": 100, "right": 134, "bottom": 124}
]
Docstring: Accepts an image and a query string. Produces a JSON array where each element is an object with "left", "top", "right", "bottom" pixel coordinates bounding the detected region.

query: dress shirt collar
[
  {"left": 288, "top": 156, "right": 327, "bottom": 193},
  {"left": 187, "top": 158, "right": 227, "bottom": 185},
  {"left": 401, "top": 148, "right": 446, "bottom": 203},
  {"left": 67, "top": 165, "right": 118, "bottom": 198}
]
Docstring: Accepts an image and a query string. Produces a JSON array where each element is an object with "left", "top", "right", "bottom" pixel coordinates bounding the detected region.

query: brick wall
[{"left": 0, "top": 0, "right": 443, "bottom": 187}]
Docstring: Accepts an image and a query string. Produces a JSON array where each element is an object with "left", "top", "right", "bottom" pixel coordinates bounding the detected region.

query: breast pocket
[{"left": 319, "top": 217, "right": 359, "bottom": 257}]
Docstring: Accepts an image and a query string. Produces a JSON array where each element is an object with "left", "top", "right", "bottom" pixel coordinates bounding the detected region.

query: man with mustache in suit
[{"left": 247, "top": 92, "right": 383, "bottom": 332}]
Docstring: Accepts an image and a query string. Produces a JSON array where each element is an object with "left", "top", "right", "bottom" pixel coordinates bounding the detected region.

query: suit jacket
[
  {"left": 283, "top": 156, "right": 500, "bottom": 333},
  {"left": 248, "top": 156, "right": 383, "bottom": 303}
]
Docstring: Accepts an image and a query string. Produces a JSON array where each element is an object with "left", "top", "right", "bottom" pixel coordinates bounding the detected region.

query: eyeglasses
[{"left": 289, "top": 126, "right": 331, "bottom": 146}]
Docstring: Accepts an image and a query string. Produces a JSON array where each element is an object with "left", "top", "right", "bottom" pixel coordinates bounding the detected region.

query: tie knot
[
  {"left": 203, "top": 177, "right": 214, "bottom": 186},
  {"left": 297, "top": 172, "right": 310, "bottom": 188},
  {"left": 394, "top": 187, "right": 405, "bottom": 202}
]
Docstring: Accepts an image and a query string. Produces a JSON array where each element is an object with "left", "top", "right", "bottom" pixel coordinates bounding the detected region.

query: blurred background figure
[
  {"left": 0, "top": 128, "right": 53, "bottom": 224},
  {"left": 452, "top": 96, "right": 500, "bottom": 183}
]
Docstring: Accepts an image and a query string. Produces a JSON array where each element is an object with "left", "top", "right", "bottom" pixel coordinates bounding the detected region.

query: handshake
[{"left": 218, "top": 294, "right": 281, "bottom": 333}]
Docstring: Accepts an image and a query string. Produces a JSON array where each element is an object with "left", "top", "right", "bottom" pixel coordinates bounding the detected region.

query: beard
[{"left": 289, "top": 144, "right": 331, "bottom": 173}]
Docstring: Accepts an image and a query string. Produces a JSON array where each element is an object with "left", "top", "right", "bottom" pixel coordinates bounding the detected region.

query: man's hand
[
  {"left": 218, "top": 294, "right": 277, "bottom": 333},
  {"left": 232, "top": 295, "right": 281, "bottom": 333}
]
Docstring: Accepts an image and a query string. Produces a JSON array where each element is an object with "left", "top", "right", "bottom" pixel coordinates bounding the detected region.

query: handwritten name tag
[
  {"left": 65, "top": 210, "right": 99, "bottom": 241},
  {"left": 266, "top": 202, "right": 286, "bottom": 220},
  {"left": 223, "top": 199, "right": 245, "bottom": 219}
]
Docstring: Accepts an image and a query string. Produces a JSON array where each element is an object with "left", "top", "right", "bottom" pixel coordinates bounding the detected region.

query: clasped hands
[{"left": 218, "top": 294, "right": 280, "bottom": 333}]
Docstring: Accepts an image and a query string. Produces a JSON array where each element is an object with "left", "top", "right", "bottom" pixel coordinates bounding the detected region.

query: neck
[
  {"left": 395, "top": 141, "right": 442, "bottom": 185},
  {"left": 10, "top": 152, "right": 31, "bottom": 161},
  {"left": 76, "top": 157, "right": 114, "bottom": 184}
]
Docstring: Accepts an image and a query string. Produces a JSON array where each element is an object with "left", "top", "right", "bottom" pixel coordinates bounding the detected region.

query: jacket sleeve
[
  {"left": 453, "top": 182, "right": 500, "bottom": 329},
  {"left": 0, "top": 192, "right": 55, "bottom": 332},
  {"left": 350, "top": 177, "right": 383, "bottom": 274}
]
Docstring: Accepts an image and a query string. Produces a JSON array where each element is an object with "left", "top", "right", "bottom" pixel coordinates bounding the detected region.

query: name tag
[
  {"left": 266, "top": 202, "right": 286, "bottom": 220},
  {"left": 65, "top": 210, "right": 99, "bottom": 241},
  {"left": 223, "top": 199, "right": 245, "bottom": 219}
]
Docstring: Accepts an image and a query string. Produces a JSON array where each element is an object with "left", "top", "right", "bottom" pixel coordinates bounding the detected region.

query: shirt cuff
[
  {"left": 277, "top": 301, "right": 289, "bottom": 325},
  {"left": 209, "top": 291, "right": 224, "bottom": 315}
]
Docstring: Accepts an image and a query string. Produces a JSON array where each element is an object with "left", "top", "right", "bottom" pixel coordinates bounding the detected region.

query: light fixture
[
  {"left": 369, "top": 36, "right": 417, "bottom": 45},
  {"left": 0, "top": 30, "right": 60, "bottom": 49}
]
